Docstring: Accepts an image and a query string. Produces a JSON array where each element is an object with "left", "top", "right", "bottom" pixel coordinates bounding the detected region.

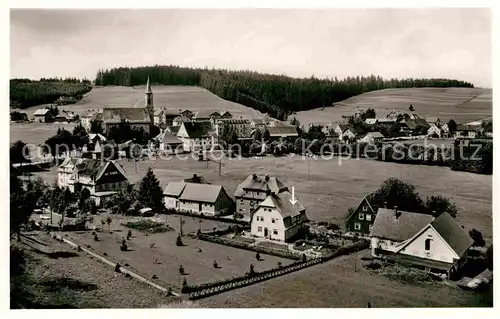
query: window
[
  {"left": 366, "top": 214, "right": 372, "bottom": 221},
  {"left": 363, "top": 206, "right": 368, "bottom": 212},
  {"left": 354, "top": 223, "right": 361, "bottom": 230},
  {"left": 257, "top": 226, "right": 262, "bottom": 232},
  {"left": 271, "top": 218, "right": 276, "bottom": 223},
  {"left": 359, "top": 213, "right": 365, "bottom": 220},
  {"left": 273, "top": 229, "right": 278, "bottom": 235},
  {"left": 425, "top": 238, "right": 432, "bottom": 251}
]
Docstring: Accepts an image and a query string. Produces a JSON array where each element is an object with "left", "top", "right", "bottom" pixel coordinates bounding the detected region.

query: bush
[
  {"left": 277, "top": 261, "right": 282, "bottom": 268},
  {"left": 124, "top": 219, "right": 173, "bottom": 234},
  {"left": 115, "top": 263, "right": 121, "bottom": 273},
  {"left": 93, "top": 233, "right": 99, "bottom": 241},
  {"left": 255, "top": 252, "right": 261, "bottom": 261},
  {"left": 179, "top": 265, "right": 184, "bottom": 275},
  {"left": 213, "top": 260, "right": 218, "bottom": 268},
  {"left": 127, "top": 229, "right": 132, "bottom": 240},
  {"left": 176, "top": 235, "right": 183, "bottom": 246},
  {"left": 247, "top": 263, "right": 255, "bottom": 277},
  {"left": 181, "top": 277, "right": 188, "bottom": 293},
  {"left": 120, "top": 238, "right": 128, "bottom": 251}
]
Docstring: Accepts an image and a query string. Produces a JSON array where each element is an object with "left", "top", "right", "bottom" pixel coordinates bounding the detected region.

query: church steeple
[
  {"left": 144, "top": 76, "right": 154, "bottom": 125},
  {"left": 145, "top": 76, "right": 152, "bottom": 94}
]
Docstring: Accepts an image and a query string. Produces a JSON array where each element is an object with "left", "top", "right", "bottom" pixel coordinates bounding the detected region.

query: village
[{"left": 9, "top": 77, "right": 493, "bottom": 308}]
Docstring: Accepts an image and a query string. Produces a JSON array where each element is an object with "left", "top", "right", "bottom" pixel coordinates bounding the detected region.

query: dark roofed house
[
  {"left": 267, "top": 124, "right": 299, "bottom": 140},
  {"left": 345, "top": 193, "right": 379, "bottom": 235},
  {"left": 177, "top": 122, "right": 216, "bottom": 152},
  {"left": 33, "top": 108, "right": 53, "bottom": 123},
  {"left": 173, "top": 115, "right": 192, "bottom": 126},
  {"left": 166, "top": 182, "right": 234, "bottom": 216},
  {"left": 102, "top": 106, "right": 152, "bottom": 133},
  {"left": 56, "top": 96, "right": 77, "bottom": 105},
  {"left": 234, "top": 173, "right": 289, "bottom": 220},
  {"left": 370, "top": 208, "right": 473, "bottom": 276},
  {"left": 250, "top": 192, "right": 309, "bottom": 242}
]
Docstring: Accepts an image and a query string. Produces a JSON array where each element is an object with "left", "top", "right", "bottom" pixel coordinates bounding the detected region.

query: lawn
[
  {"left": 198, "top": 249, "right": 492, "bottom": 308},
  {"left": 62, "top": 214, "right": 293, "bottom": 289},
  {"left": 295, "top": 87, "right": 492, "bottom": 127},
  {"left": 32, "top": 152, "right": 492, "bottom": 245},
  {"left": 11, "top": 233, "right": 176, "bottom": 308}
]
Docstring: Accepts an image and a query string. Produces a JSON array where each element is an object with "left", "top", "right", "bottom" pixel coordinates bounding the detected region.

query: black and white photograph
[{"left": 7, "top": 3, "right": 495, "bottom": 310}]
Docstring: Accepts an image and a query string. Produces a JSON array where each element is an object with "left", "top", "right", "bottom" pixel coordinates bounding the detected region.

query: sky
[{"left": 10, "top": 8, "right": 492, "bottom": 87}]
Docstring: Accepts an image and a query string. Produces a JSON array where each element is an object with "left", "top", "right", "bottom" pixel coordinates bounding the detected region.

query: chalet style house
[
  {"left": 370, "top": 208, "right": 473, "bottom": 277},
  {"left": 57, "top": 158, "right": 128, "bottom": 206},
  {"left": 250, "top": 192, "right": 308, "bottom": 242},
  {"left": 345, "top": 194, "right": 378, "bottom": 235},
  {"left": 234, "top": 173, "right": 289, "bottom": 220},
  {"left": 163, "top": 181, "right": 234, "bottom": 216},
  {"left": 176, "top": 122, "right": 216, "bottom": 152}
]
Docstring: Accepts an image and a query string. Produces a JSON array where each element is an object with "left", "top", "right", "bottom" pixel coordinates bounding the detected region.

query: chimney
[
  {"left": 265, "top": 174, "right": 269, "bottom": 182},
  {"left": 252, "top": 173, "right": 257, "bottom": 180}
]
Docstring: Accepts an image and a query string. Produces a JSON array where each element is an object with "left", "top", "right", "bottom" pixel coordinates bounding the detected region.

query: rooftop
[{"left": 369, "top": 208, "right": 434, "bottom": 242}]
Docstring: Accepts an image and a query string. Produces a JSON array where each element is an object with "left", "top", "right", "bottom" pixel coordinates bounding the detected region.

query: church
[{"left": 99, "top": 77, "right": 155, "bottom": 134}]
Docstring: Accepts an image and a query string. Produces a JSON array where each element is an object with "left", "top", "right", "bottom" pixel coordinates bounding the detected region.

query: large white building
[{"left": 250, "top": 192, "right": 308, "bottom": 242}]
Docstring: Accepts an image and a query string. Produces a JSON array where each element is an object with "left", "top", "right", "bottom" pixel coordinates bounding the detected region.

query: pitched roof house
[
  {"left": 234, "top": 173, "right": 289, "bottom": 219},
  {"left": 267, "top": 124, "right": 299, "bottom": 139},
  {"left": 163, "top": 181, "right": 234, "bottom": 216},
  {"left": 370, "top": 208, "right": 472, "bottom": 276},
  {"left": 176, "top": 122, "right": 216, "bottom": 152},
  {"left": 250, "top": 192, "right": 308, "bottom": 242},
  {"left": 345, "top": 193, "right": 378, "bottom": 235}
]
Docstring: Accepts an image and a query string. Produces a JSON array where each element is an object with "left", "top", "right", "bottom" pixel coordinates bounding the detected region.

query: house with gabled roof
[
  {"left": 250, "top": 192, "right": 308, "bottom": 242},
  {"left": 389, "top": 212, "right": 474, "bottom": 276},
  {"left": 154, "top": 130, "right": 184, "bottom": 153},
  {"left": 220, "top": 111, "right": 233, "bottom": 119},
  {"left": 33, "top": 108, "right": 53, "bottom": 123},
  {"left": 267, "top": 124, "right": 299, "bottom": 140},
  {"left": 177, "top": 122, "right": 216, "bottom": 152},
  {"left": 359, "top": 132, "right": 385, "bottom": 144},
  {"left": 57, "top": 157, "right": 128, "bottom": 206},
  {"left": 163, "top": 181, "right": 234, "bottom": 216},
  {"left": 345, "top": 193, "right": 379, "bottom": 235},
  {"left": 234, "top": 173, "right": 289, "bottom": 220}
]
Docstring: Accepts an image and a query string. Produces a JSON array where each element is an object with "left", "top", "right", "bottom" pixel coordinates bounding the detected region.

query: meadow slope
[{"left": 295, "top": 87, "right": 492, "bottom": 127}]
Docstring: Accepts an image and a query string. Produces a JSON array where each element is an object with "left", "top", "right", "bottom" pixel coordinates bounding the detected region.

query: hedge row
[
  {"left": 167, "top": 209, "right": 249, "bottom": 226},
  {"left": 198, "top": 234, "right": 303, "bottom": 260}
]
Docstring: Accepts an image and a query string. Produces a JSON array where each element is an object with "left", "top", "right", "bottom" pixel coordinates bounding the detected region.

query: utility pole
[{"left": 179, "top": 216, "right": 183, "bottom": 236}]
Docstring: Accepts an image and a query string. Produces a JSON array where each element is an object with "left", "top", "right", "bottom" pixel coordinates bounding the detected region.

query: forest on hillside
[
  {"left": 10, "top": 78, "right": 93, "bottom": 108},
  {"left": 94, "top": 65, "right": 474, "bottom": 120}
]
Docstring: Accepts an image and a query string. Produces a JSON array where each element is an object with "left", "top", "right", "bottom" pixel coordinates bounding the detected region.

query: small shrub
[
  {"left": 150, "top": 243, "right": 156, "bottom": 249},
  {"left": 127, "top": 229, "right": 132, "bottom": 240},
  {"left": 213, "top": 260, "right": 218, "bottom": 268},
  {"left": 115, "top": 263, "right": 121, "bottom": 272},
  {"left": 120, "top": 238, "right": 128, "bottom": 251},
  {"left": 302, "top": 254, "right": 307, "bottom": 262},
  {"left": 176, "top": 235, "right": 183, "bottom": 247},
  {"left": 181, "top": 277, "right": 188, "bottom": 293},
  {"left": 93, "top": 233, "right": 99, "bottom": 241},
  {"left": 124, "top": 263, "right": 129, "bottom": 266},
  {"left": 91, "top": 230, "right": 96, "bottom": 236},
  {"left": 248, "top": 263, "right": 255, "bottom": 276},
  {"left": 179, "top": 265, "right": 184, "bottom": 275},
  {"left": 277, "top": 261, "right": 282, "bottom": 268},
  {"left": 152, "top": 274, "right": 158, "bottom": 280},
  {"left": 196, "top": 229, "right": 201, "bottom": 236},
  {"left": 76, "top": 245, "right": 82, "bottom": 252},
  {"left": 125, "top": 273, "right": 131, "bottom": 278},
  {"left": 167, "top": 287, "right": 173, "bottom": 296},
  {"left": 255, "top": 252, "right": 261, "bottom": 261},
  {"left": 103, "top": 252, "right": 107, "bottom": 256}
]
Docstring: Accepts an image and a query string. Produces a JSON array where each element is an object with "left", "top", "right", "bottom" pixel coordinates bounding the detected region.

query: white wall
[
  {"left": 370, "top": 237, "right": 401, "bottom": 256},
  {"left": 251, "top": 207, "right": 286, "bottom": 241},
  {"left": 398, "top": 226, "right": 458, "bottom": 264},
  {"left": 164, "top": 196, "right": 178, "bottom": 209}
]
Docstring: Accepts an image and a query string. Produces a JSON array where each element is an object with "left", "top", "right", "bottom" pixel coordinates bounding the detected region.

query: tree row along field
[{"left": 93, "top": 65, "right": 475, "bottom": 120}]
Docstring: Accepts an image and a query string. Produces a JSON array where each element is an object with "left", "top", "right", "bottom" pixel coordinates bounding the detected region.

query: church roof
[{"left": 102, "top": 106, "right": 150, "bottom": 123}]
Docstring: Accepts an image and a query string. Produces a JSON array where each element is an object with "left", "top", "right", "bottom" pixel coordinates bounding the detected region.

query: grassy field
[
  {"left": 199, "top": 250, "right": 492, "bottom": 308},
  {"left": 32, "top": 153, "right": 492, "bottom": 244},
  {"left": 11, "top": 233, "right": 176, "bottom": 308},
  {"left": 295, "top": 87, "right": 492, "bottom": 127},
  {"left": 62, "top": 214, "right": 293, "bottom": 289}
]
